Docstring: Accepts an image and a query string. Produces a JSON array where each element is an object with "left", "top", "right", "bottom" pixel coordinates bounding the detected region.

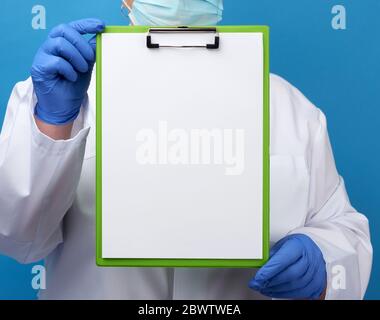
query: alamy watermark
[
  {"left": 136, "top": 121, "right": 245, "bottom": 176},
  {"left": 331, "top": 264, "right": 347, "bottom": 290},
  {"left": 332, "top": 5, "right": 347, "bottom": 30},
  {"left": 31, "top": 265, "right": 46, "bottom": 290},
  {"left": 31, "top": 5, "right": 46, "bottom": 30}
]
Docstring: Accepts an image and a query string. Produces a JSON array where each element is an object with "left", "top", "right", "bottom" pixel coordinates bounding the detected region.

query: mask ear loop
[
  {"left": 123, "top": 0, "right": 133, "bottom": 11},
  {"left": 121, "top": 0, "right": 135, "bottom": 25}
]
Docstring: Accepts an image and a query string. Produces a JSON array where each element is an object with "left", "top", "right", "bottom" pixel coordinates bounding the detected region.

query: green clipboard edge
[{"left": 96, "top": 26, "right": 270, "bottom": 268}]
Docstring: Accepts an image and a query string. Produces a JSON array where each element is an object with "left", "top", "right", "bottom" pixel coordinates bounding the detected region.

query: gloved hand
[
  {"left": 31, "top": 18, "right": 105, "bottom": 125},
  {"left": 249, "top": 234, "right": 327, "bottom": 299}
]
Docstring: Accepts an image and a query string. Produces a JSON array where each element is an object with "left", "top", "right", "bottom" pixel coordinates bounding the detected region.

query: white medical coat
[{"left": 0, "top": 73, "right": 372, "bottom": 299}]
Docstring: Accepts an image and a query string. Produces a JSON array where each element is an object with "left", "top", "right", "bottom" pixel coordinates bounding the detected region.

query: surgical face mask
[{"left": 126, "top": 0, "right": 224, "bottom": 26}]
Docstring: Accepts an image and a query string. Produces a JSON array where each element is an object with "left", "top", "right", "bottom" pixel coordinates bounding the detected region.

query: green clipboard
[{"left": 96, "top": 26, "right": 270, "bottom": 268}]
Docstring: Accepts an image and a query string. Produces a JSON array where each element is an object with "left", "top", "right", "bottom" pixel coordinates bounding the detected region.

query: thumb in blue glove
[
  {"left": 249, "top": 234, "right": 327, "bottom": 299},
  {"left": 31, "top": 18, "right": 105, "bottom": 125}
]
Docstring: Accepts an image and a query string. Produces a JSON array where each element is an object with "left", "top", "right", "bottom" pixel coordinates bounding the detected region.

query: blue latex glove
[
  {"left": 31, "top": 18, "right": 105, "bottom": 125},
  {"left": 249, "top": 234, "right": 327, "bottom": 299}
]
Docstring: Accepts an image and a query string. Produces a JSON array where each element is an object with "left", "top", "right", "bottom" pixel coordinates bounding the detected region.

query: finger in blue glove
[
  {"left": 249, "top": 234, "right": 327, "bottom": 300},
  {"left": 31, "top": 18, "right": 105, "bottom": 125}
]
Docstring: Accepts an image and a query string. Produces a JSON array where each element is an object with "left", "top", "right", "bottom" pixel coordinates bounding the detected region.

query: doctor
[{"left": 0, "top": 0, "right": 372, "bottom": 300}]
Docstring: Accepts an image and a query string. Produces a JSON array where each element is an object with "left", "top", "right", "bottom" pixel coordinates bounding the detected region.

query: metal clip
[{"left": 147, "top": 27, "right": 220, "bottom": 49}]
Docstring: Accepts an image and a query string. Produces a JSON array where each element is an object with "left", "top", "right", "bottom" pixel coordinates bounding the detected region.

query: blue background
[{"left": 0, "top": 0, "right": 379, "bottom": 299}]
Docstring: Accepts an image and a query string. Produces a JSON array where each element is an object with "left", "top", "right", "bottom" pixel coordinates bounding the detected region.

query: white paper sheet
[{"left": 101, "top": 32, "right": 264, "bottom": 259}]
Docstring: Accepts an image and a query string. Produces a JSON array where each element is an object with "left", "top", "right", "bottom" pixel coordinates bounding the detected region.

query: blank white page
[{"left": 101, "top": 32, "right": 264, "bottom": 259}]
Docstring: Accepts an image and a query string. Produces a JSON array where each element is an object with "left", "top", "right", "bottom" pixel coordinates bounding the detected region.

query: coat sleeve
[
  {"left": 290, "top": 110, "right": 373, "bottom": 300},
  {"left": 0, "top": 78, "right": 90, "bottom": 264}
]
